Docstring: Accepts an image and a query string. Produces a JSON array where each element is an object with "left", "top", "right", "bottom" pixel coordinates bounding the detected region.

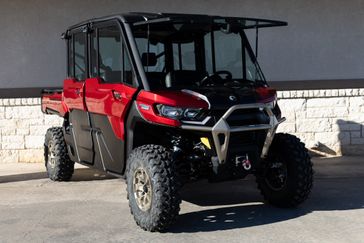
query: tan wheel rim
[
  {"left": 133, "top": 167, "right": 152, "bottom": 211},
  {"left": 47, "top": 144, "right": 56, "bottom": 169}
]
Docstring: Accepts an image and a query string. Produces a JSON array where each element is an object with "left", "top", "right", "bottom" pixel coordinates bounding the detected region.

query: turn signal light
[{"left": 256, "top": 87, "right": 277, "bottom": 103}]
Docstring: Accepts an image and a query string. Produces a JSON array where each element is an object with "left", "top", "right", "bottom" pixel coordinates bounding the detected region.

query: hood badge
[{"left": 229, "top": 95, "right": 237, "bottom": 101}]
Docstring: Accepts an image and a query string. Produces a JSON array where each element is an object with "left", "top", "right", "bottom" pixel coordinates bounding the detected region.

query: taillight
[{"left": 256, "top": 87, "right": 277, "bottom": 103}]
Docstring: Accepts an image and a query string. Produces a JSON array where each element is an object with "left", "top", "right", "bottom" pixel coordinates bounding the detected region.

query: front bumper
[{"left": 180, "top": 103, "right": 285, "bottom": 164}]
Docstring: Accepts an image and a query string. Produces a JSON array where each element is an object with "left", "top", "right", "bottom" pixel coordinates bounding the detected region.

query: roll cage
[{"left": 62, "top": 13, "right": 287, "bottom": 91}]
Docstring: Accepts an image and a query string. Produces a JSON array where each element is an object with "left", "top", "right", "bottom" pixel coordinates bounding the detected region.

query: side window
[
  {"left": 91, "top": 24, "right": 134, "bottom": 85},
  {"left": 74, "top": 32, "right": 87, "bottom": 80},
  {"left": 98, "top": 25, "right": 121, "bottom": 83},
  {"left": 68, "top": 36, "right": 74, "bottom": 77}
]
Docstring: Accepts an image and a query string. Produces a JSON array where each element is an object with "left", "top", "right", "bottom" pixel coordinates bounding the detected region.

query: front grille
[
  {"left": 226, "top": 108, "right": 269, "bottom": 127},
  {"left": 229, "top": 131, "right": 266, "bottom": 146},
  {"left": 209, "top": 108, "right": 269, "bottom": 127}
]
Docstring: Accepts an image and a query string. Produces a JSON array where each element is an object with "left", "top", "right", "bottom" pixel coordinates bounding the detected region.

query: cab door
[
  {"left": 63, "top": 28, "right": 94, "bottom": 165},
  {"left": 85, "top": 22, "right": 138, "bottom": 174}
]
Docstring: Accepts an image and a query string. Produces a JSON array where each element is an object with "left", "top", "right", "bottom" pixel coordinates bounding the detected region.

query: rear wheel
[
  {"left": 44, "top": 127, "right": 74, "bottom": 181},
  {"left": 256, "top": 133, "right": 313, "bottom": 207},
  {"left": 126, "top": 145, "right": 181, "bottom": 232}
]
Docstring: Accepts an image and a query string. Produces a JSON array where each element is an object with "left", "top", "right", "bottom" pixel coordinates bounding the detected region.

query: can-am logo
[{"left": 229, "top": 95, "right": 237, "bottom": 101}]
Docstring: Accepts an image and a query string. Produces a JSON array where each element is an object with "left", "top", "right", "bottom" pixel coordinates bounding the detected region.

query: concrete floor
[{"left": 1, "top": 157, "right": 364, "bottom": 243}]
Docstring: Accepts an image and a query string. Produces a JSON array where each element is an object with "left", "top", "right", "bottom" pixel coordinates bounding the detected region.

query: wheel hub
[
  {"left": 133, "top": 168, "right": 152, "bottom": 211},
  {"left": 265, "top": 161, "right": 287, "bottom": 191}
]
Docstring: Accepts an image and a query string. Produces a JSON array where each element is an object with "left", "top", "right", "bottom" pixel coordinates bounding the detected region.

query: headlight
[
  {"left": 156, "top": 104, "right": 205, "bottom": 121},
  {"left": 157, "top": 105, "right": 184, "bottom": 119}
]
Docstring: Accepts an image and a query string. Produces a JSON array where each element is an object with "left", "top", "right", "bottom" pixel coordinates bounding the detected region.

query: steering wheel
[{"left": 200, "top": 70, "right": 233, "bottom": 86}]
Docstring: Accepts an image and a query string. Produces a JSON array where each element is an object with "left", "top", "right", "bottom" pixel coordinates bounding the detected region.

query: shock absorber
[{"left": 170, "top": 135, "right": 190, "bottom": 182}]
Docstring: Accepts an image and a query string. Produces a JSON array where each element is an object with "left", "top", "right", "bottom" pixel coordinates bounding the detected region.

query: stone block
[
  {"left": 0, "top": 119, "right": 17, "bottom": 127},
  {"left": 283, "top": 111, "right": 296, "bottom": 122},
  {"left": 351, "top": 131, "right": 361, "bottom": 138},
  {"left": 21, "top": 98, "right": 28, "bottom": 105},
  {"left": 25, "top": 136, "right": 44, "bottom": 149},
  {"left": 18, "top": 149, "right": 44, "bottom": 163},
  {"left": 349, "top": 97, "right": 364, "bottom": 107},
  {"left": 14, "top": 99, "right": 21, "bottom": 106},
  {"left": 5, "top": 106, "right": 43, "bottom": 119},
  {"left": 1, "top": 136, "right": 25, "bottom": 149},
  {"left": 332, "top": 90, "right": 339, "bottom": 96},
  {"left": 351, "top": 138, "right": 364, "bottom": 145},
  {"left": 348, "top": 114, "right": 364, "bottom": 123},
  {"left": 296, "top": 118, "right": 331, "bottom": 132},
  {"left": 352, "top": 89, "right": 360, "bottom": 96},
  {"left": 2, "top": 99, "right": 10, "bottom": 106},
  {"left": 29, "top": 125, "right": 49, "bottom": 136},
  {"left": 278, "top": 99, "right": 306, "bottom": 111},
  {"left": 44, "top": 115, "right": 63, "bottom": 126},
  {"left": 307, "top": 97, "right": 346, "bottom": 108},
  {"left": 0, "top": 150, "right": 19, "bottom": 163},
  {"left": 313, "top": 90, "right": 320, "bottom": 97},
  {"left": 339, "top": 89, "right": 346, "bottom": 96},
  {"left": 296, "top": 90, "right": 304, "bottom": 98},
  {"left": 1, "top": 126, "right": 17, "bottom": 135},
  {"left": 17, "top": 118, "right": 43, "bottom": 127},
  {"left": 306, "top": 107, "right": 348, "bottom": 118},
  {"left": 277, "top": 123, "right": 296, "bottom": 133},
  {"left": 17, "top": 128, "right": 30, "bottom": 135},
  {"left": 0, "top": 106, "right": 4, "bottom": 119},
  {"left": 295, "top": 111, "right": 306, "bottom": 120},
  {"left": 335, "top": 123, "right": 361, "bottom": 131},
  {"left": 345, "top": 89, "right": 354, "bottom": 96}
]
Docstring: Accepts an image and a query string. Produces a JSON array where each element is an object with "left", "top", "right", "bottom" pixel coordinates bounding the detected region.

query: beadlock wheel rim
[
  {"left": 48, "top": 144, "right": 56, "bottom": 169},
  {"left": 133, "top": 167, "right": 152, "bottom": 211}
]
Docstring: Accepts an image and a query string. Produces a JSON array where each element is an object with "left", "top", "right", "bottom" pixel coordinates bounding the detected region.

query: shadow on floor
[
  {"left": 170, "top": 168, "right": 364, "bottom": 233},
  {"left": 0, "top": 168, "right": 115, "bottom": 183}
]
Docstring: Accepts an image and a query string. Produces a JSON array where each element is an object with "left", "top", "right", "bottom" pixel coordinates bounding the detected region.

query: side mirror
[{"left": 141, "top": 52, "right": 157, "bottom": 67}]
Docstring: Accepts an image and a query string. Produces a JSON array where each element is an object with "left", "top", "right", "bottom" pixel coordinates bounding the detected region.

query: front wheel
[
  {"left": 126, "top": 145, "right": 181, "bottom": 232},
  {"left": 256, "top": 133, "right": 313, "bottom": 207}
]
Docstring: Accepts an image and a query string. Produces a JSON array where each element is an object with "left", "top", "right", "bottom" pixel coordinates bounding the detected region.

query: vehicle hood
[{"left": 185, "top": 86, "right": 258, "bottom": 110}]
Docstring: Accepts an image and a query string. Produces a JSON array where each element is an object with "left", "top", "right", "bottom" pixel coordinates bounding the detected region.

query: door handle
[
  {"left": 112, "top": 91, "right": 123, "bottom": 101},
  {"left": 75, "top": 89, "right": 81, "bottom": 95}
]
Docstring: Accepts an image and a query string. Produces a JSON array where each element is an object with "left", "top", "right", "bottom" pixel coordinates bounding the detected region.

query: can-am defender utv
[{"left": 41, "top": 13, "right": 313, "bottom": 232}]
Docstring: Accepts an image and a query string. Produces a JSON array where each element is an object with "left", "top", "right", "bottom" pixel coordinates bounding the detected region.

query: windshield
[{"left": 132, "top": 22, "right": 266, "bottom": 90}]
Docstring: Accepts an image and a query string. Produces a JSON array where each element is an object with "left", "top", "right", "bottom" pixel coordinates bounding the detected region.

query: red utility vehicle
[{"left": 42, "top": 13, "right": 313, "bottom": 232}]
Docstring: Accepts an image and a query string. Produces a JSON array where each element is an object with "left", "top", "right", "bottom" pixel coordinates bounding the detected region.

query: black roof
[{"left": 67, "top": 12, "right": 287, "bottom": 31}]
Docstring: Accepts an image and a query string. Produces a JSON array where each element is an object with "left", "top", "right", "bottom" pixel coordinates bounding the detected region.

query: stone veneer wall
[
  {"left": 276, "top": 88, "right": 364, "bottom": 156},
  {"left": 1, "top": 88, "right": 364, "bottom": 163},
  {"left": 0, "top": 98, "right": 62, "bottom": 163}
]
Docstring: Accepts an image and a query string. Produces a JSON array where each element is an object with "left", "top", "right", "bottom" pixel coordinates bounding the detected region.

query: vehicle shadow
[
  {"left": 170, "top": 158, "right": 364, "bottom": 233},
  {"left": 0, "top": 167, "right": 114, "bottom": 183}
]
